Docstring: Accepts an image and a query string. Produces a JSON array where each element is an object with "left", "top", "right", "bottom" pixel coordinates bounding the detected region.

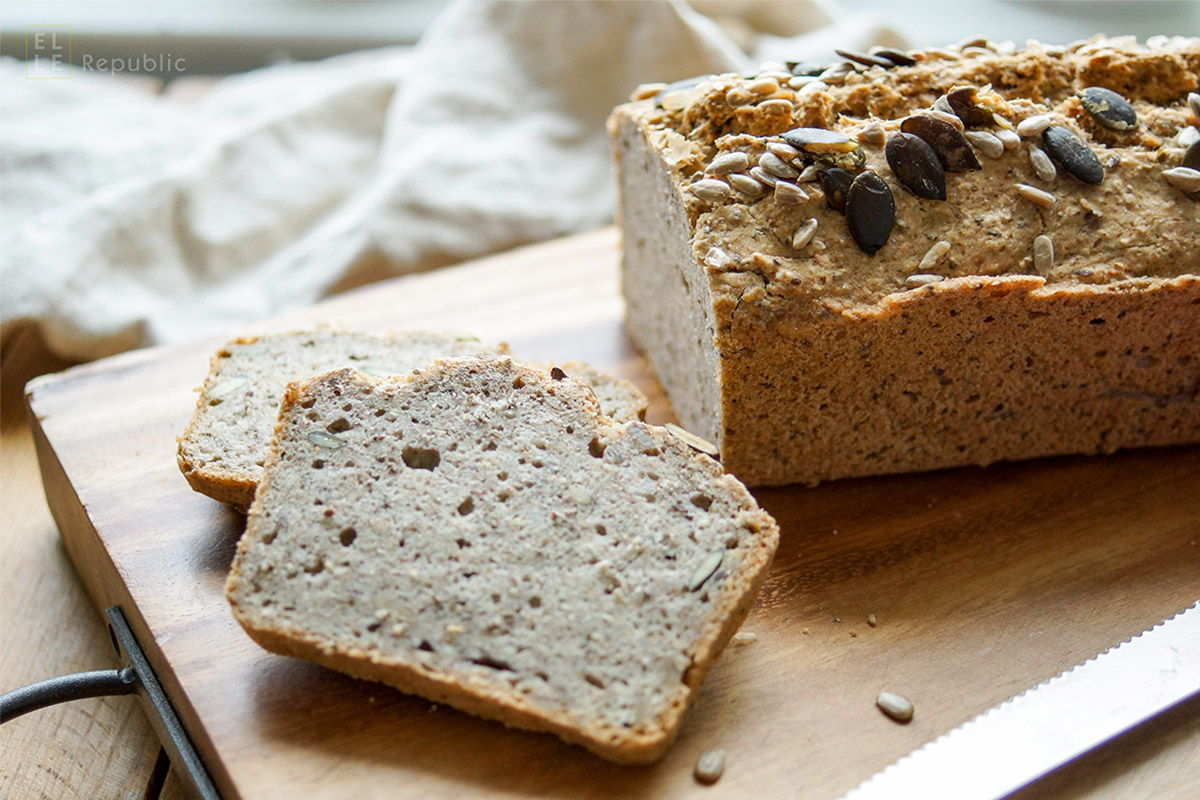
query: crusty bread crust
[{"left": 226, "top": 359, "right": 778, "bottom": 763}]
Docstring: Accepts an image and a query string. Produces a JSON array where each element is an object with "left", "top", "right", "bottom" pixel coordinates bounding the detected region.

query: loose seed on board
[
  {"left": 690, "top": 179, "right": 732, "bottom": 202},
  {"left": 1028, "top": 143, "right": 1058, "bottom": 182},
  {"left": 774, "top": 180, "right": 810, "bottom": 205},
  {"left": 665, "top": 422, "right": 720, "bottom": 457},
  {"left": 901, "top": 114, "right": 982, "bottom": 171},
  {"left": 1163, "top": 166, "right": 1200, "bottom": 193},
  {"left": 1015, "top": 182, "right": 1056, "bottom": 207},
  {"left": 308, "top": 431, "right": 346, "bottom": 449},
  {"left": 728, "top": 173, "right": 767, "bottom": 197},
  {"left": 846, "top": 171, "right": 896, "bottom": 256},
  {"left": 1033, "top": 234, "right": 1055, "bottom": 271},
  {"left": 819, "top": 167, "right": 855, "bottom": 212},
  {"left": 749, "top": 166, "right": 779, "bottom": 187},
  {"left": 760, "top": 151, "right": 800, "bottom": 179},
  {"left": 918, "top": 240, "right": 952, "bottom": 271},
  {"left": 857, "top": 121, "right": 887, "bottom": 146},
  {"left": 1079, "top": 86, "right": 1138, "bottom": 131},
  {"left": 965, "top": 130, "right": 1005, "bottom": 159},
  {"left": 730, "top": 631, "right": 758, "bottom": 647},
  {"left": 877, "top": 692, "right": 915, "bottom": 722},
  {"left": 688, "top": 551, "right": 724, "bottom": 591},
  {"left": 792, "top": 218, "right": 819, "bottom": 249},
  {"left": 1017, "top": 114, "right": 1054, "bottom": 138},
  {"left": 1188, "top": 92, "right": 1200, "bottom": 125},
  {"left": 694, "top": 749, "right": 726, "bottom": 785},
  {"left": 995, "top": 128, "right": 1022, "bottom": 150},
  {"left": 206, "top": 375, "right": 249, "bottom": 403},
  {"left": 867, "top": 613, "right": 878, "bottom": 627},
  {"left": 707, "top": 151, "right": 751, "bottom": 174},
  {"left": 887, "top": 132, "right": 947, "bottom": 200},
  {"left": 1042, "top": 126, "right": 1104, "bottom": 185}
]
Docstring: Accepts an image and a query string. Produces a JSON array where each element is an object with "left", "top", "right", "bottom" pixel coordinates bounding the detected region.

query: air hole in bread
[
  {"left": 456, "top": 538, "right": 471, "bottom": 549},
  {"left": 327, "top": 417, "right": 352, "bottom": 433},
  {"left": 589, "top": 438, "right": 606, "bottom": 458},
  {"left": 497, "top": 490, "right": 511, "bottom": 503},
  {"left": 529, "top": 596, "right": 542, "bottom": 608},
  {"left": 472, "top": 655, "right": 515, "bottom": 672},
  {"left": 401, "top": 446, "right": 440, "bottom": 470},
  {"left": 304, "top": 559, "right": 324, "bottom": 575},
  {"left": 418, "top": 640, "right": 434, "bottom": 652},
  {"left": 260, "top": 529, "right": 277, "bottom": 545},
  {"left": 692, "top": 494, "right": 713, "bottom": 511},
  {"left": 584, "top": 673, "right": 606, "bottom": 690},
  {"left": 312, "top": 459, "right": 325, "bottom": 469},
  {"left": 299, "top": 398, "right": 316, "bottom": 409},
  {"left": 367, "top": 621, "right": 381, "bottom": 633},
  {"left": 512, "top": 377, "right": 525, "bottom": 389},
  {"left": 483, "top": 441, "right": 498, "bottom": 451},
  {"left": 457, "top": 497, "right": 475, "bottom": 516},
  {"left": 595, "top": 524, "right": 607, "bottom": 536},
  {"left": 643, "top": 447, "right": 661, "bottom": 456},
  {"left": 339, "top": 528, "right": 357, "bottom": 547},
  {"left": 342, "top": 403, "right": 353, "bottom": 412},
  {"left": 306, "top": 411, "right": 319, "bottom": 421},
  {"left": 374, "top": 408, "right": 387, "bottom": 417}
]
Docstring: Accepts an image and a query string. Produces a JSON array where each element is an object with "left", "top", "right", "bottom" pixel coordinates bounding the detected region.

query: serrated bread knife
[{"left": 842, "top": 601, "right": 1200, "bottom": 800}]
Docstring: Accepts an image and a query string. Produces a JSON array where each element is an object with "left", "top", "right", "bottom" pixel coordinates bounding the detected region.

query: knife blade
[{"left": 842, "top": 601, "right": 1200, "bottom": 800}]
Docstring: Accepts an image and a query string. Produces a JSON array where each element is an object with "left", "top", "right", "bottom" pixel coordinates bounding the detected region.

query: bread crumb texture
[{"left": 226, "top": 356, "right": 778, "bottom": 763}]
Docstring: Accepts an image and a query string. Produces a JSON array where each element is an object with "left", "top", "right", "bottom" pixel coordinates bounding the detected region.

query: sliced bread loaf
[
  {"left": 177, "top": 330, "right": 647, "bottom": 510},
  {"left": 225, "top": 356, "right": 778, "bottom": 763}
]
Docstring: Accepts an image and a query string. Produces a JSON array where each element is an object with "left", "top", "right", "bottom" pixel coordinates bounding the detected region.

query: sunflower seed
[
  {"left": 730, "top": 631, "right": 758, "bottom": 647},
  {"left": 918, "top": 240, "right": 952, "bottom": 271},
  {"left": 965, "top": 129, "right": 1005, "bottom": 158},
  {"left": 1079, "top": 86, "right": 1138, "bottom": 131},
  {"left": 748, "top": 77, "right": 780, "bottom": 95},
  {"left": 688, "top": 551, "right": 724, "bottom": 591},
  {"left": 630, "top": 82, "right": 667, "bottom": 102},
  {"left": 694, "top": 749, "right": 726, "bottom": 784},
  {"left": 795, "top": 80, "right": 829, "bottom": 98},
  {"left": 749, "top": 166, "right": 778, "bottom": 187},
  {"left": 659, "top": 89, "right": 696, "bottom": 112},
  {"left": 308, "top": 431, "right": 346, "bottom": 449},
  {"left": 774, "top": 180, "right": 810, "bottom": 205},
  {"left": 725, "top": 87, "right": 754, "bottom": 106},
  {"left": 690, "top": 179, "right": 731, "bottom": 202},
  {"left": 206, "top": 375, "right": 249, "bottom": 403},
  {"left": 1017, "top": 114, "right": 1054, "bottom": 138},
  {"left": 757, "top": 99, "right": 795, "bottom": 117},
  {"left": 792, "top": 218, "right": 819, "bottom": 249},
  {"left": 1033, "top": 234, "right": 1054, "bottom": 271},
  {"left": 1015, "top": 182, "right": 1056, "bottom": 207},
  {"left": 932, "top": 94, "right": 955, "bottom": 116},
  {"left": 1042, "top": 126, "right": 1104, "bottom": 185},
  {"left": 654, "top": 76, "right": 703, "bottom": 109},
  {"left": 707, "top": 151, "right": 751, "bottom": 175},
  {"left": 857, "top": 121, "right": 887, "bottom": 146},
  {"left": 887, "top": 132, "right": 947, "bottom": 200},
  {"left": 1028, "top": 143, "right": 1058, "bottom": 182},
  {"left": 798, "top": 164, "right": 821, "bottom": 183},
  {"left": 766, "top": 141, "right": 802, "bottom": 161},
  {"left": 760, "top": 151, "right": 800, "bottom": 179},
  {"left": 948, "top": 86, "right": 996, "bottom": 128},
  {"left": 906, "top": 273, "right": 944, "bottom": 288},
  {"left": 867, "top": 613, "right": 878, "bottom": 626},
  {"left": 1188, "top": 92, "right": 1200, "bottom": 125},
  {"left": 995, "top": 128, "right": 1022, "bottom": 150},
  {"left": 1163, "top": 166, "right": 1200, "bottom": 193},
  {"left": 836, "top": 48, "right": 895, "bottom": 69},
  {"left": 901, "top": 114, "right": 982, "bottom": 171},
  {"left": 665, "top": 422, "right": 720, "bottom": 457},
  {"left": 818, "top": 167, "right": 855, "bottom": 212},
  {"left": 728, "top": 173, "right": 767, "bottom": 197},
  {"left": 871, "top": 47, "right": 916, "bottom": 67},
  {"left": 846, "top": 171, "right": 896, "bottom": 256},
  {"left": 1183, "top": 141, "right": 1200, "bottom": 171},
  {"left": 877, "top": 691, "right": 915, "bottom": 722},
  {"left": 704, "top": 247, "right": 732, "bottom": 268},
  {"left": 926, "top": 108, "right": 967, "bottom": 131},
  {"left": 1179, "top": 127, "right": 1200, "bottom": 149}
]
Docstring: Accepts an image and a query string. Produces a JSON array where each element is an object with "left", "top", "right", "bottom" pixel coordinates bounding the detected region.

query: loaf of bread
[
  {"left": 225, "top": 357, "right": 778, "bottom": 763},
  {"left": 609, "top": 36, "right": 1200, "bottom": 486},
  {"left": 177, "top": 330, "right": 647, "bottom": 510}
]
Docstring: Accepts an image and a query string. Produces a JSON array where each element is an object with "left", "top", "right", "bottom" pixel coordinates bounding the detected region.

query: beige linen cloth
[{"left": 0, "top": 0, "right": 901, "bottom": 361}]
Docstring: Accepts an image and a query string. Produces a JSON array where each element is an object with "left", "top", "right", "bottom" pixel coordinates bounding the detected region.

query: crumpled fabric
[{"left": 0, "top": 0, "right": 902, "bottom": 361}]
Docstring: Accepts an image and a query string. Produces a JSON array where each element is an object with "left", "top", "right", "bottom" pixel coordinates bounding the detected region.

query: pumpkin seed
[
  {"left": 947, "top": 86, "right": 995, "bottom": 128},
  {"left": 1182, "top": 140, "right": 1200, "bottom": 171},
  {"left": 846, "top": 171, "right": 896, "bottom": 256},
  {"left": 780, "top": 127, "right": 857, "bottom": 154},
  {"left": 1189, "top": 92, "right": 1200, "bottom": 124},
  {"left": 308, "top": 431, "right": 346, "bottom": 449},
  {"left": 1178, "top": 127, "right": 1200, "bottom": 149},
  {"left": 900, "top": 114, "right": 981, "bottom": 171},
  {"left": 665, "top": 423, "right": 720, "bottom": 457},
  {"left": 877, "top": 691, "right": 914, "bottom": 722},
  {"left": 1042, "top": 126, "right": 1104, "bottom": 185},
  {"left": 818, "top": 167, "right": 855, "bottom": 213},
  {"left": 1079, "top": 86, "right": 1138, "bottom": 131},
  {"left": 871, "top": 47, "right": 916, "bottom": 67},
  {"left": 694, "top": 749, "right": 726, "bottom": 784},
  {"left": 206, "top": 375, "right": 248, "bottom": 403},
  {"left": 836, "top": 48, "right": 895, "bottom": 69},
  {"left": 688, "top": 551, "right": 724, "bottom": 591},
  {"left": 886, "top": 132, "right": 947, "bottom": 200}
]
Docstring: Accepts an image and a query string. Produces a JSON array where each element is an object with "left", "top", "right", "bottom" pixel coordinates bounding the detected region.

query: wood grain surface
[{"left": 18, "top": 227, "right": 1200, "bottom": 800}]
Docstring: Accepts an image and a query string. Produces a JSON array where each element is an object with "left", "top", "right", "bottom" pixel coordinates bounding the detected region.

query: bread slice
[
  {"left": 177, "top": 330, "right": 647, "bottom": 510},
  {"left": 225, "top": 356, "right": 778, "bottom": 763}
]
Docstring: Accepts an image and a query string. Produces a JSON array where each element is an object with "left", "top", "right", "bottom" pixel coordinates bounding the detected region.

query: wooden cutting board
[{"left": 27, "top": 227, "right": 1200, "bottom": 800}]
